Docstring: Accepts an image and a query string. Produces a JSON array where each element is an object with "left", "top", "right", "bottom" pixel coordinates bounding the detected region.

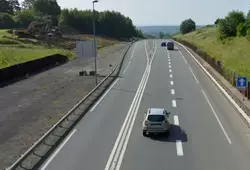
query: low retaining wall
[{"left": 0, "top": 54, "right": 68, "bottom": 87}]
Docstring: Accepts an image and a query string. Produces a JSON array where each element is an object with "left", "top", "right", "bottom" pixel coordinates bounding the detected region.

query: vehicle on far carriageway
[{"left": 142, "top": 108, "right": 171, "bottom": 137}]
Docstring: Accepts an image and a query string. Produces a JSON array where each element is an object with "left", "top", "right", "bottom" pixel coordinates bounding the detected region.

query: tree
[
  {"left": 224, "top": 10, "right": 245, "bottom": 36},
  {"left": 21, "top": 0, "right": 35, "bottom": 9},
  {"left": 214, "top": 18, "right": 223, "bottom": 25},
  {"left": 180, "top": 19, "right": 196, "bottom": 34},
  {"left": 14, "top": 9, "right": 36, "bottom": 28},
  {"left": 9, "top": 0, "right": 21, "bottom": 12},
  {"left": 0, "top": 0, "right": 13, "bottom": 14},
  {"left": 237, "top": 23, "right": 247, "bottom": 36},
  {"left": 33, "top": 0, "right": 61, "bottom": 16},
  {"left": 247, "top": 10, "right": 250, "bottom": 20},
  {"left": 0, "top": 13, "right": 16, "bottom": 28}
]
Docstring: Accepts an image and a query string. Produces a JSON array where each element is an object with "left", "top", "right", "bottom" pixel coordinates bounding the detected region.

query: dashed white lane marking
[
  {"left": 168, "top": 59, "right": 171, "bottom": 61},
  {"left": 41, "top": 129, "right": 77, "bottom": 170},
  {"left": 179, "top": 51, "right": 187, "bottom": 64},
  {"left": 174, "top": 115, "right": 179, "bottom": 125},
  {"left": 201, "top": 90, "right": 232, "bottom": 144},
  {"left": 169, "top": 69, "right": 172, "bottom": 73},
  {"left": 169, "top": 65, "right": 171, "bottom": 68},
  {"left": 188, "top": 67, "right": 199, "bottom": 84},
  {"left": 172, "top": 100, "right": 177, "bottom": 107},
  {"left": 170, "top": 74, "right": 173, "bottom": 78},
  {"left": 176, "top": 141, "right": 184, "bottom": 156},
  {"left": 90, "top": 79, "right": 119, "bottom": 111},
  {"left": 169, "top": 62, "right": 171, "bottom": 65},
  {"left": 170, "top": 81, "right": 174, "bottom": 85},
  {"left": 173, "top": 115, "right": 183, "bottom": 156},
  {"left": 171, "top": 89, "right": 175, "bottom": 95}
]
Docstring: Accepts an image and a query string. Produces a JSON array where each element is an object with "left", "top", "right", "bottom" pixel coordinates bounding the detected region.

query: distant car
[
  {"left": 167, "top": 42, "right": 174, "bottom": 50},
  {"left": 161, "top": 42, "right": 166, "bottom": 47},
  {"left": 142, "top": 108, "right": 171, "bottom": 137}
]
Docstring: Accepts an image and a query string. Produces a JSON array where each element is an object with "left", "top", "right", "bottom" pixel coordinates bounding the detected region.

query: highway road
[{"left": 39, "top": 39, "right": 250, "bottom": 170}]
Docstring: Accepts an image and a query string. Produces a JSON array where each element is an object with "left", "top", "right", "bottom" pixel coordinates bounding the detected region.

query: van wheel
[{"left": 143, "top": 131, "right": 147, "bottom": 137}]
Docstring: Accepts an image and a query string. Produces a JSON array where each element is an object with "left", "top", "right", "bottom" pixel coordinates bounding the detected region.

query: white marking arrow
[{"left": 239, "top": 78, "right": 245, "bottom": 86}]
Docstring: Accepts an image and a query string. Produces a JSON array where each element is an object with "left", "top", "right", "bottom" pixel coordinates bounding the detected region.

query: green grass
[
  {"left": 0, "top": 29, "right": 119, "bottom": 69},
  {"left": 173, "top": 27, "right": 250, "bottom": 79},
  {"left": 0, "top": 46, "right": 74, "bottom": 69}
]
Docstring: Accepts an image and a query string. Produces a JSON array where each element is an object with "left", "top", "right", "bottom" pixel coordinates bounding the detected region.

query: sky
[{"left": 20, "top": 0, "right": 249, "bottom": 26}]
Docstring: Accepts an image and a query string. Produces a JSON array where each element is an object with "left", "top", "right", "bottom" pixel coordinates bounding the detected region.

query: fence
[{"left": 173, "top": 38, "right": 250, "bottom": 100}]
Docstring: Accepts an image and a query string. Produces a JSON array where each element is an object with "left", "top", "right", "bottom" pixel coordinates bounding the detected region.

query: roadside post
[{"left": 236, "top": 76, "right": 248, "bottom": 100}]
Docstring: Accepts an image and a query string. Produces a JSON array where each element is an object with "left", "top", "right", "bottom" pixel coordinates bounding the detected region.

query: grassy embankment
[
  {"left": 173, "top": 26, "right": 250, "bottom": 79},
  {"left": 0, "top": 29, "right": 119, "bottom": 69}
]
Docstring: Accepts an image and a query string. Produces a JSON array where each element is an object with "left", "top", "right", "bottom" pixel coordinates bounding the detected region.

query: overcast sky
[{"left": 20, "top": 0, "right": 249, "bottom": 26}]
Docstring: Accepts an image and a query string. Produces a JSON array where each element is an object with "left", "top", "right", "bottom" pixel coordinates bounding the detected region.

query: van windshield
[{"left": 147, "top": 115, "right": 165, "bottom": 122}]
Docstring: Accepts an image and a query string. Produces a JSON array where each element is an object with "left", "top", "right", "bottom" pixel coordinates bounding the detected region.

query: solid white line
[
  {"left": 189, "top": 67, "right": 199, "bottom": 84},
  {"left": 172, "top": 100, "right": 177, "bottom": 107},
  {"left": 130, "top": 43, "right": 137, "bottom": 59},
  {"left": 201, "top": 90, "right": 232, "bottom": 144},
  {"left": 176, "top": 140, "right": 184, "bottom": 156},
  {"left": 90, "top": 79, "right": 119, "bottom": 112},
  {"left": 173, "top": 40, "right": 250, "bottom": 125},
  {"left": 40, "top": 129, "right": 77, "bottom": 170},
  {"left": 170, "top": 81, "right": 174, "bottom": 85},
  {"left": 169, "top": 65, "right": 171, "bottom": 68},
  {"left": 122, "top": 61, "right": 131, "bottom": 74},
  {"left": 171, "top": 89, "right": 175, "bottom": 95},
  {"left": 169, "top": 62, "right": 171, "bottom": 65},
  {"left": 169, "top": 69, "right": 172, "bottom": 73},
  {"left": 174, "top": 115, "right": 179, "bottom": 125},
  {"left": 170, "top": 74, "right": 173, "bottom": 78},
  {"left": 105, "top": 40, "right": 156, "bottom": 170}
]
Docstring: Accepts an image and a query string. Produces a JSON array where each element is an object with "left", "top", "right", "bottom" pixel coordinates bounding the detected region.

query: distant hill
[{"left": 137, "top": 25, "right": 204, "bottom": 37}]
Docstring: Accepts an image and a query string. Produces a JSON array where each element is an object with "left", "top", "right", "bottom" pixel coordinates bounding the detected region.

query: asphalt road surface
[{"left": 39, "top": 39, "right": 250, "bottom": 170}]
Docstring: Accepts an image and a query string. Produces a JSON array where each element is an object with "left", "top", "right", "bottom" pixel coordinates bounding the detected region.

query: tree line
[
  {"left": 215, "top": 10, "right": 250, "bottom": 40},
  {"left": 178, "top": 9, "right": 250, "bottom": 41},
  {"left": 0, "top": 0, "right": 144, "bottom": 39}
]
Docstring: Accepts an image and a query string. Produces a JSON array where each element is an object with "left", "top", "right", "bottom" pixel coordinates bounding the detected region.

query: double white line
[{"left": 104, "top": 40, "right": 157, "bottom": 170}]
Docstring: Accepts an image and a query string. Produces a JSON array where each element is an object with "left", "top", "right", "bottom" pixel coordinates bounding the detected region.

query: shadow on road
[{"left": 149, "top": 124, "right": 188, "bottom": 143}]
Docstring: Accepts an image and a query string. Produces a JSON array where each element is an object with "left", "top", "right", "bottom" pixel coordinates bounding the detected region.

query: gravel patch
[{"left": 0, "top": 42, "right": 128, "bottom": 169}]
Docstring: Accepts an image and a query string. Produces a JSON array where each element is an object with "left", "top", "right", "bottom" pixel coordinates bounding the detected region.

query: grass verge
[
  {"left": 0, "top": 29, "right": 119, "bottom": 69},
  {"left": 173, "top": 27, "right": 250, "bottom": 79}
]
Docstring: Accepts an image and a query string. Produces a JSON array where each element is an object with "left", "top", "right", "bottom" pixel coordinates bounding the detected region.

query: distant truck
[{"left": 167, "top": 42, "right": 174, "bottom": 50}]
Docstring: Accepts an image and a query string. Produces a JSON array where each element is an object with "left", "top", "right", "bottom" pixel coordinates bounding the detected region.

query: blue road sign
[{"left": 236, "top": 76, "right": 248, "bottom": 89}]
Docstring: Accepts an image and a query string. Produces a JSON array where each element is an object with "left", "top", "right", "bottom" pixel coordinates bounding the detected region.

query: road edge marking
[
  {"left": 40, "top": 129, "right": 77, "bottom": 170},
  {"left": 90, "top": 79, "right": 119, "bottom": 112}
]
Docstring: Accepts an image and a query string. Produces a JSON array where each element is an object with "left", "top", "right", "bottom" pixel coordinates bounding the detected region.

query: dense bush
[
  {"left": 237, "top": 23, "right": 247, "bottom": 36},
  {"left": 0, "top": 0, "right": 143, "bottom": 38},
  {"left": 218, "top": 10, "right": 248, "bottom": 39},
  {"left": 180, "top": 19, "right": 196, "bottom": 34}
]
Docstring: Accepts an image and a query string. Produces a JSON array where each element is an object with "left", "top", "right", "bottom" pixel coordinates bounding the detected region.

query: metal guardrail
[{"left": 6, "top": 40, "right": 137, "bottom": 170}]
